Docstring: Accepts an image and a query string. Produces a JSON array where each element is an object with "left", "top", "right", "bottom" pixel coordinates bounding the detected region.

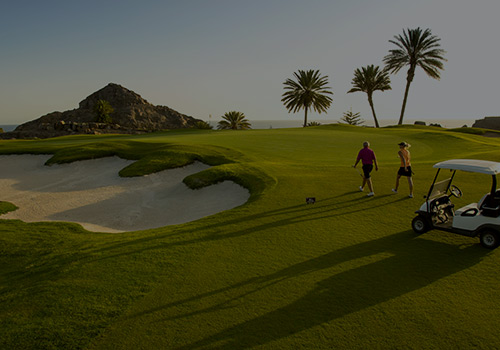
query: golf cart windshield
[
  {"left": 433, "top": 159, "right": 500, "bottom": 175},
  {"left": 433, "top": 159, "right": 500, "bottom": 196},
  {"left": 429, "top": 178, "right": 452, "bottom": 199}
]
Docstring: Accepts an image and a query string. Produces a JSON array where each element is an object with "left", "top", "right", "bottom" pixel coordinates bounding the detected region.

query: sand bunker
[{"left": 0, "top": 155, "right": 249, "bottom": 232}]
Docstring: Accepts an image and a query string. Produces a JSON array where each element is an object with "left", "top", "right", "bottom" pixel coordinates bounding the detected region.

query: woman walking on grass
[
  {"left": 354, "top": 141, "right": 378, "bottom": 197},
  {"left": 392, "top": 141, "right": 414, "bottom": 198}
]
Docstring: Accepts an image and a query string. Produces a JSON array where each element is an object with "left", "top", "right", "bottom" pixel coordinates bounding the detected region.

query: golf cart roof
[{"left": 433, "top": 159, "right": 500, "bottom": 175}]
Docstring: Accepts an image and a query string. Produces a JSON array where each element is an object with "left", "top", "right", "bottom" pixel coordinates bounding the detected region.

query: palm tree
[
  {"left": 93, "top": 99, "right": 114, "bottom": 123},
  {"left": 217, "top": 111, "right": 251, "bottom": 130},
  {"left": 281, "top": 69, "right": 333, "bottom": 127},
  {"left": 347, "top": 65, "right": 391, "bottom": 128},
  {"left": 383, "top": 27, "right": 447, "bottom": 125}
]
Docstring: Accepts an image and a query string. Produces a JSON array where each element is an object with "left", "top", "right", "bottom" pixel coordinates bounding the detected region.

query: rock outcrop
[
  {"left": 472, "top": 116, "right": 500, "bottom": 131},
  {"left": 1, "top": 83, "right": 202, "bottom": 139}
]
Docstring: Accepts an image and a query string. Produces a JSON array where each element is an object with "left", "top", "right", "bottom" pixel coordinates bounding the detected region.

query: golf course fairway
[{"left": 1, "top": 124, "right": 500, "bottom": 349}]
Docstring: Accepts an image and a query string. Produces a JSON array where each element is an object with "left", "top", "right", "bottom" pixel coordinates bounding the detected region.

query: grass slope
[
  {"left": 1, "top": 124, "right": 500, "bottom": 349},
  {"left": 0, "top": 201, "right": 17, "bottom": 215}
]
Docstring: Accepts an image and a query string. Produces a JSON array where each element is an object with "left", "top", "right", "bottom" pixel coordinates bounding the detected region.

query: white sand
[{"left": 0, "top": 155, "right": 249, "bottom": 232}]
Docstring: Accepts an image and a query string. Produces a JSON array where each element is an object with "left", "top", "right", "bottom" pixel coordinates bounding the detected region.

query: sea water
[
  {"left": 242, "top": 118, "right": 475, "bottom": 129},
  {"left": 1, "top": 118, "right": 475, "bottom": 133},
  {"left": 0, "top": 125, "right": 17, "bottom": 132}
]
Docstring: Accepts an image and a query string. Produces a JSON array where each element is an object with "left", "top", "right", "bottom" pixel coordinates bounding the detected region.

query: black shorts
[
  {"left": 398, "top": 166, "right": 413, "bottom": 177},
  {"left": 362, "top": 164, "right": 373, "bottom": 178}
]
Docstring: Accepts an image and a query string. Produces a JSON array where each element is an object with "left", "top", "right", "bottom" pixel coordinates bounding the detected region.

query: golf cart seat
[
  {"left": 456, "top": 202, "right": 480, "bottom": 217},
  {"left": 478, "top": 190, "right": 500, "bottom": 217}
]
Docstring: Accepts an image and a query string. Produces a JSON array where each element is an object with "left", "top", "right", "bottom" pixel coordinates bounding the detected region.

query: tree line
[
  {"left": 282, "top": 27, "right": 447, "bottom": 128},
  {"left": 93, "top": 27, "right": 446, "bottom": 131}
]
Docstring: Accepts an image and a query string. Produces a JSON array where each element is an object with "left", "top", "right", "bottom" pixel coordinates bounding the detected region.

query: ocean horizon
[
  {"left": 1, "top": 118, "right": 476, "bottom": 133},
  {"left": 234, "top": 118, "right": 475, "bottom": 130},
  {"left": 0, "top": 125, "right": 17, "bottom": 132}
]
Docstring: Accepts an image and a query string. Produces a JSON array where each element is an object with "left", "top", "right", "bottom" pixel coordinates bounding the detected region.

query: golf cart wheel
[
  {"left": 412, "top": 216, "right": 429, "bottom": 234},
  {"left": 480, "top": 231, "right": 500, "bottom": 249}
]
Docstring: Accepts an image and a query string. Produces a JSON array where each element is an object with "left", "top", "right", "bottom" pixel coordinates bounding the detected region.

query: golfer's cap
[{"left": 398, "top": 141, "right": 407, "bottom": 146}]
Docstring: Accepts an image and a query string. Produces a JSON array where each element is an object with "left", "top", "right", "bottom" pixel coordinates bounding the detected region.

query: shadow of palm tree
[
  {"left": 127, "top": 231, "right": 486, "bottom": 349},
  {"left": 87, "top": 192, "right": 405, "bottom": 260}
]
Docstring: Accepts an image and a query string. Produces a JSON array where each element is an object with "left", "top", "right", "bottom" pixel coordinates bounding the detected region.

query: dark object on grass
[{"left": 306, "top": 197, "right": 316, "bottom": 204}]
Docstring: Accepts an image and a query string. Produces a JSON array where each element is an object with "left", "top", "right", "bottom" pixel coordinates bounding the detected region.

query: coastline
[
  {"left": 0, "top": 125, "right": 17, "bottom": 132},
  {"left": 2, "top": 118, "right": 475, "bottom": 133},
  {"left": 233, "top": 118, "right": 475, "bottom": 130}
]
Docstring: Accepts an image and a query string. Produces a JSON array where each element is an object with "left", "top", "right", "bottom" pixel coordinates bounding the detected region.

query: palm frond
[
  {"left": 347, "top": 65, "right": 391, "bottom": 95},
  {"left": 217, "top": 111, "right": 251, "bottom": 130},
  {"left": 383, "top": 27, "right": 447, "bottom": 79}
]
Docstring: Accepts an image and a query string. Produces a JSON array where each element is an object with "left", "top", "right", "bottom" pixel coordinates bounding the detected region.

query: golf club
[{"left": 352, "top": 165, "right": 363, "bottom": 178}]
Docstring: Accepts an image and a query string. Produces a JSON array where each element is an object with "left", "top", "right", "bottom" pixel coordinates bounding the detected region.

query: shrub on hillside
[
  {"left": 307, "top": 121, "right": 322, "bottom": 127},
  {"left": 340, "top": 108, "right": 364, "bottom": 126},
  {"left": 0, "top": 201, "right": 18, "bottom": 215},
  {"left": 93, "top": 99, "right": 114, "bottom": 124},
  {"left": 195, "top": 121, "right": 213, "bottom": 129}
]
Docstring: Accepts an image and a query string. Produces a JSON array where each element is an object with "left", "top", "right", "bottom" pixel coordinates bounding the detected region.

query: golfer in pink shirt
[{"left": 353, "top": 141, "right": 379, "bottom": 196}]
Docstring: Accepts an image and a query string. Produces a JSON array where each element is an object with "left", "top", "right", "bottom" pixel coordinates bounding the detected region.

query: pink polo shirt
[{"left": 357, "top": 148, "right": 376, "bottom": 165}]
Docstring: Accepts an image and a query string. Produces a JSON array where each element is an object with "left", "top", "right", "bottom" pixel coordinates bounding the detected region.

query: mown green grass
[
  {"left": 0, "top": 201, "right": 17, "bottom": 214},
  {"left": 1, "top": 124, "right": 500, "bottom": 349}
]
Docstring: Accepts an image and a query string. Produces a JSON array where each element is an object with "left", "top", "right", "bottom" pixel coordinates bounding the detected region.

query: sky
[{"left": 1, "top": 0, "right": 499, "bottom": 127}]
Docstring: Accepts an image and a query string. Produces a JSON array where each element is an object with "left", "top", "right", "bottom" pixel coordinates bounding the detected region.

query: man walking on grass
[{"left": 353, "top": 141, "right": 379, "bottom": 197}]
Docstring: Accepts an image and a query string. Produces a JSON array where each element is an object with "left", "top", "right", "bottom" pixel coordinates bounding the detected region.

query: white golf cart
[{"left": 412, "top": 159, "right": 500, "bottom": 249}]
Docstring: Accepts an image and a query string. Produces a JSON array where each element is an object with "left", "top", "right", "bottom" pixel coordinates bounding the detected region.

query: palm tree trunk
[
  {"left": 303, "top": 107, "right": 308, "bottom": 127},
  {"left": 367, "top": 94, "right": 380, "bottom": 128},
  {"left": 398, "top": 67, "right": 415, "bottom": 125}
]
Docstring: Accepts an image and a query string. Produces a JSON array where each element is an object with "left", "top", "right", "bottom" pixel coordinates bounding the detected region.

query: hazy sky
[{"left": 1, "top": 0, "right": 499, "bottom": 127}]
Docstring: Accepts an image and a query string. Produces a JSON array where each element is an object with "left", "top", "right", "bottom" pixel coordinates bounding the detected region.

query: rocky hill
[{"left": 0, "top": 83, "right": 202, "bottom": 139}]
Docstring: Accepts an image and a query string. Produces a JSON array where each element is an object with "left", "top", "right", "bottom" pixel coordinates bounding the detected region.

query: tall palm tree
[
  {"left": 217, "top": 111, "right": 251, "bottom": 130},
  {"left": 281, "top": 69, "right": 333, "bottom": 127},
  {"left": 347, "top": 65, "right": 391, "bottom": 128},
  {"left": 383, "top": 27, "right": 447, "bottom": 125}
]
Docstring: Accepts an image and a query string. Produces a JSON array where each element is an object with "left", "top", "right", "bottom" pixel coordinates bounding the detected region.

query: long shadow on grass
[
  {"left": 91, "top": 193, "right": 406, "bottom": 262},
  {"left": 158, "top": 231, "right": 486, "bottom": 349}
]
